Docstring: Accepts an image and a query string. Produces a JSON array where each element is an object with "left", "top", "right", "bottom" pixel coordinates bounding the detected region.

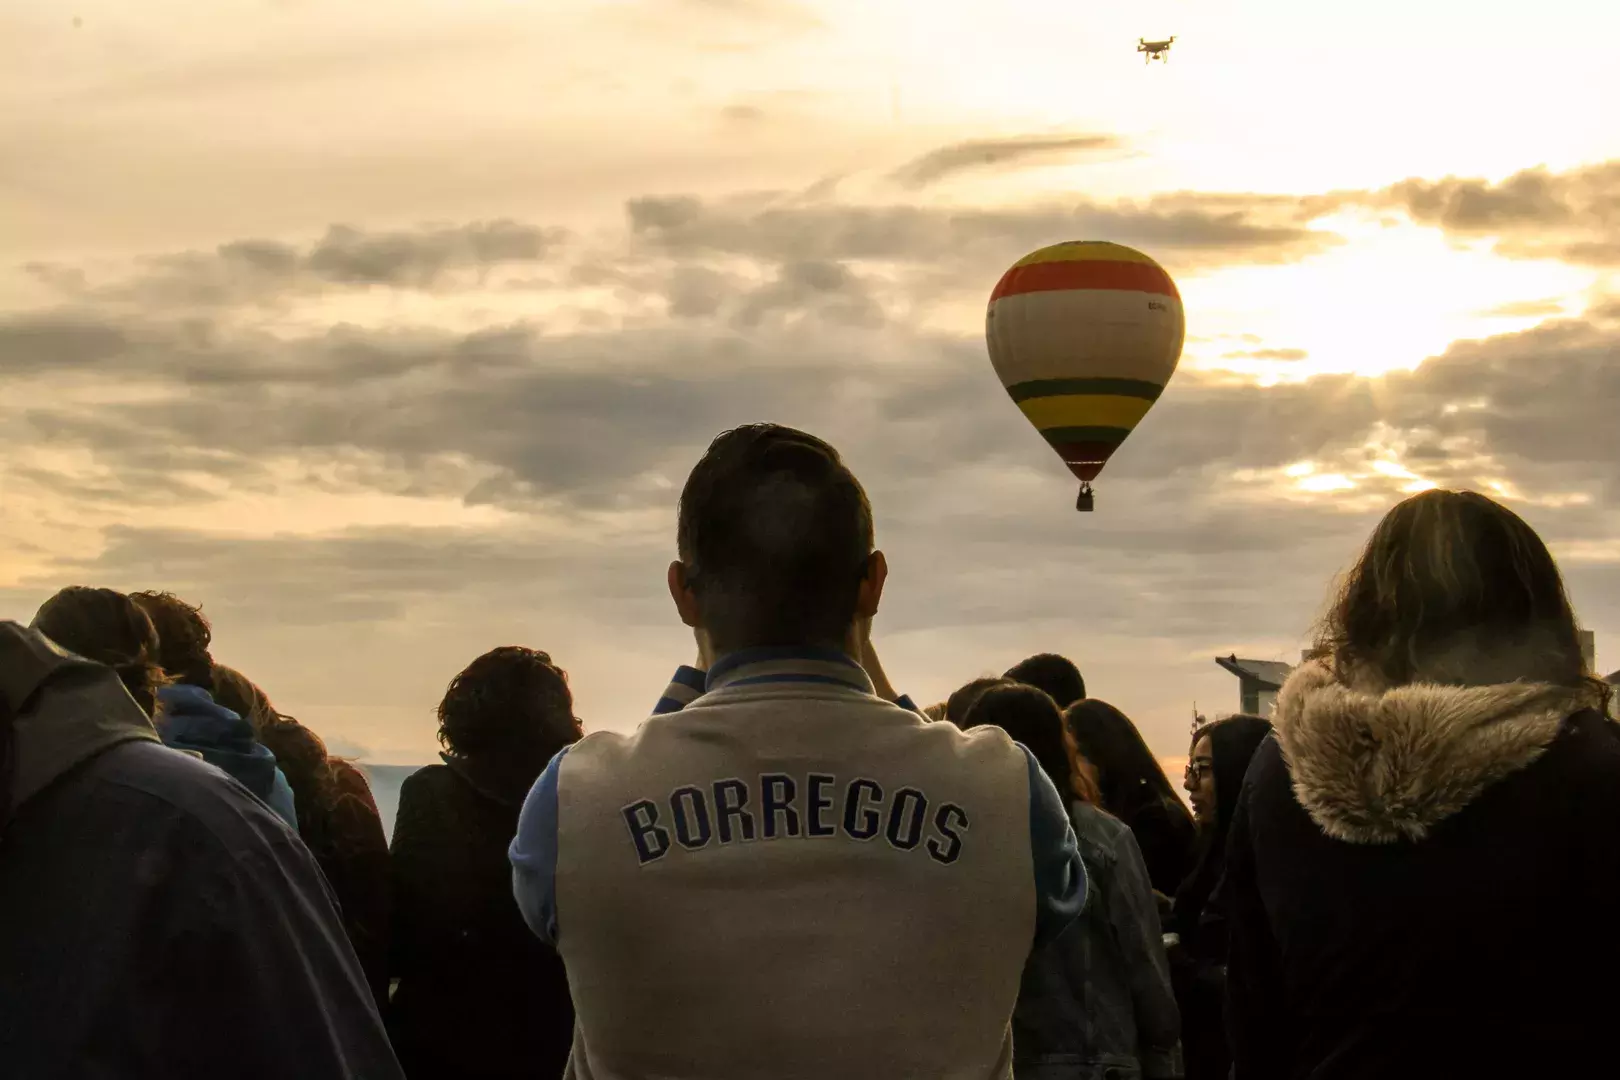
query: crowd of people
[{"left": 3, "top": 421, "right": 1618, "bottom": 1080}]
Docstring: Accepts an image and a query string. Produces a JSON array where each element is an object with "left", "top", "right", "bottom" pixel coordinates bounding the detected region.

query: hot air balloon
[{"left": 985, "top": 241, "right": 1185, "bottom": 511}]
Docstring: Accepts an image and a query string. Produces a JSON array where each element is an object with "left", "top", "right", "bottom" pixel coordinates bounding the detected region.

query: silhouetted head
[
  {"left": 32, "top": 586, "right": 170, "bottom": 717},
  {"left": 1175, "top": 713, "right": 1273, "bottom": 937},
  {"left": 1317, "top": 489, "right": 1593, "bottom": 691},
  {"left": 437, "top": 646, "right": 581, "bottom": 771},
  {"left": 964, "top": 681, "right": 1100, "bottom": 805},
  {"left": 669, "top": 424, "right": 883, "bottom": 657},
  {"left": 1004, "top": 653, "right": 1086, "bottom": 708},
  {"left": 212, "top": 663, "right": 335, "bottom": 814},
  {"left": 129, "top": 590, "right": 214, "bottom": 689},
  {"left": 944, "top": 676, "right": 1007, "bottom": 728},
  {"left": 1184, "top": 714, "right": 1272, "bottom": 829},
  {"left": 1063, "top": 698, "right": 1185, "bottom": 819},
  {"left": 210, "top": 663, "right": 276, "bottom": 729}
]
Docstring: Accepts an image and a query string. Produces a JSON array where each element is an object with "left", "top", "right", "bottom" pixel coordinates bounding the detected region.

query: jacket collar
[
  {"left": 1274, "top": 659, "right": 1607, "bottom": 844},
  {"left": 705, "top": 646, "right": 874, "bottom": 696}
]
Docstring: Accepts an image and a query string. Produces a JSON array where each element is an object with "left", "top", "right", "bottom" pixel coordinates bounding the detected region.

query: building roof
[
  {"left": 1607, "top": 669, "right": 1620, "bottom": 685},
  {"left": 1215, "top": 655, "right": 1294, "bottom": 689}
]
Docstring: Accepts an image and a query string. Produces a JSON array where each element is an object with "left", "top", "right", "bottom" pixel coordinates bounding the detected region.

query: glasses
[{"left": 1184, "top": 760, "right": 1214, "bottom": 783}]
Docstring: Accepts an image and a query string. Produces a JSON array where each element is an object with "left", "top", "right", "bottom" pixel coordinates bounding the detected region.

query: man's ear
[
  {"left": 855, "top": 550, "right": 888, "bottom": 620},
  {"left": 668, "top": 560, "right": 703, "bottom": 629}
]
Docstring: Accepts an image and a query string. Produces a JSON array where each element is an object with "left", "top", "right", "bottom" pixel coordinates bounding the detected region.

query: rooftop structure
[{"left": 1215, "top": 655, "right": 1294, "bottom": 717}]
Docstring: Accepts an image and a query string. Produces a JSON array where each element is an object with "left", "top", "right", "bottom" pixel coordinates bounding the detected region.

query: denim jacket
[{"left": 1013, "top": 802, "right": 1183, "bottom": 1080}]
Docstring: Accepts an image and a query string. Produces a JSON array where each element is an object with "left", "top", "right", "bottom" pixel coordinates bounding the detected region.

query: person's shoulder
[
  {"left": 1543, "top": 709, "right": 1620, "bottom": 788},
  {"left": 84, "top": 739, "right": 300, "bottom": 856},
  {"left": 1072, "top": 799, "right": 1130, "bottom": 840},
  {"left": 400, "top": 762, "right": 452, "bottom": 790},
  {"left": 1238, "top": 731, "right": 1287, "bottom": 792},
  {"left": 1069, "top": 801, "right": 1130, "bottom": 864},
  {"left": 551, "top": 727, "right": 639, "bottom": 777},
  {"left": 330, "top": 758, "right": 371, "bottom": 794}
]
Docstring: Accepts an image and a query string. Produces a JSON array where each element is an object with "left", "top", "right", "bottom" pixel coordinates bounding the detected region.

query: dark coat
[
  {"left": 314, "top": 758, "right": 393, "bottom": 1006},
  {"left": 388, "top": 756, "right": 574, "bottom": 1079},
  {"left": 1121, "top": 795, "right": 1198, "bottom": 900},
  {"left": 0, "top": 622, "right": 401, "bottom": 1080},
  {"left": 1168, "top": 716, "right": 1272, "bottom": 1080},
  {"left": 1225, "top": 661, "right": 1620, "bottom": 1080}
]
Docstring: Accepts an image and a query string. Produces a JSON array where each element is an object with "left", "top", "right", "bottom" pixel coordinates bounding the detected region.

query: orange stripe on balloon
[
  {"left": 990, "top": 259, "right": 1180, "bottom": 303},
  {"left": 1012, "top": 242, "right": 1158, "bottom": 269}
]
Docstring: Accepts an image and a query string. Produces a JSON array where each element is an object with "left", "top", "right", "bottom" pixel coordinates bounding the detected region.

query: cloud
[
  {"left": 1221, "top": 348, "right": 1309, "bottom": 361},
  {"left": 1478, "top": 298, "right": 1567, "bottom": 318},
  {"left": 26, "top": 220, "right": 566, "bottom": 307},
  {"left": 888, "top": 134, "right": 1128, "bottom": 190},
  {"left": 1375, "top": 160, "right": 1620, "bottom": 265},
  {"left": 9, "top": 198, "right": 1620, "bottom": 753},
  {"left": 626, "top": 190, "right": 1341, "bottom": 271}
]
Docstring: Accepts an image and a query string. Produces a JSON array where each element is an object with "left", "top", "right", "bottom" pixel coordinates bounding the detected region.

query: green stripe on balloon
[
  {"left": 1040, "top": 426, "right": 1133, "bottom": 444},
  {"left": 1005, "top": 377, "right": 1165, "bottom": 403}
]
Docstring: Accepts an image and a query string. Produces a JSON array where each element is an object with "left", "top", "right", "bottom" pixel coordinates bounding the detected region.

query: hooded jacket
[
  {"left": 157, "top": 682, "right": 299, "bottom": 827},
  {"left": 1224, "top": 658, "right": 1620, "bottom": 1080},
  {"left": 0, "top": 621, "right": 402, "bottom": 1079}
]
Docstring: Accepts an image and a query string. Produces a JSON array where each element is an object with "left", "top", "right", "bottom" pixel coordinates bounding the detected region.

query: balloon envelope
[{"left": 986, "top": 241, "right": 1184, "bottom": 485}]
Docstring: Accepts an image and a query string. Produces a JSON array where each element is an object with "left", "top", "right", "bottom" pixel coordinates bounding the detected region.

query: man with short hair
[
  {"left": 1006, "top": 652, "right": 1087, "bottom": 709},
  {"left": 511, "top": 424, "right": 1086, "bottom": 1080}
]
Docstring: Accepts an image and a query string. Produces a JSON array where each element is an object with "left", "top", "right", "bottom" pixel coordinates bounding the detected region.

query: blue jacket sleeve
[
  {"left": 510, "top": 746, "right": 569, "bottom": 947},
  {"left": 1023, "top": 745, "right": 1087, "bottom": 947},
  {"left": 653, "top": 666, "right": 707, "bottom": 715},
  {"left": 267, "top": 767, "right": 300, "bottom": 830}
]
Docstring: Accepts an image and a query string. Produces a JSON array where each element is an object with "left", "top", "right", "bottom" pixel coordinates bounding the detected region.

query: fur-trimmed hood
[{"left": 1273, "top": 659, "right": 1607, "bottom": 844}]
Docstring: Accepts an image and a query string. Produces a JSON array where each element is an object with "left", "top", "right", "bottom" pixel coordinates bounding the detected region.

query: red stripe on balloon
[
  {"left": 1050, "top": 440, "right": 1120, "bottom": 483},
  {"left": 991, "top": 259, "right": 1180, "bottom": 303}
]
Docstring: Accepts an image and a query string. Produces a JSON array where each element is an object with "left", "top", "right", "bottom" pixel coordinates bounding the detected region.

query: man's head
[
  {"left": 1004, "top": 653, "right": 1086, "bottom": 709},
  {"left": 128, "top": 591, "right": 214, "bottom": 689},
  {"left": 669, "top": 424, "right": 884, "bottom": 656}
]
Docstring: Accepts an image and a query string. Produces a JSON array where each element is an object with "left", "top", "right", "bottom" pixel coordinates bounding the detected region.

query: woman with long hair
[
  {"left": 1167, "top": 714, "right": 1271, "bottom": 1080},
  {"left": 1225, "top": 490, "right": 1620, "bottom": 1080},
  {"left": 388, "top": 646, "right": 582, "bottom": 1080},
  {"left": 1063, "top": 698, "right": 1197, "bottom": 897},
  {"left": 964, "top": 681, "right": 1181, "bottom": 1080},
  {"left": 211, "top": 665, "right": 391, "bottom": 1006}
]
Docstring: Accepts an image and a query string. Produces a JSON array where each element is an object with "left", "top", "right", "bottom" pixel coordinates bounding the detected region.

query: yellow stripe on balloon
[
  {"left": 1011, "top": 242, "right": 1160, "bottom": 269},
  {"left": 1016, "top": 393, "right": 1157, "bottom": 432}
]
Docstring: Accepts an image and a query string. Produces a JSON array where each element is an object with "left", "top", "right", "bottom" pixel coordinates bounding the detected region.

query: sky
[{"left": 3, "top": 0, "right": 1619, "bottom": 765}]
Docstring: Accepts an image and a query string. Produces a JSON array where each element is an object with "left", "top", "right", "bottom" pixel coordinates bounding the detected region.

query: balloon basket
[{"left": 1076, "top": 484, "right": 1095, "bottom": 512}]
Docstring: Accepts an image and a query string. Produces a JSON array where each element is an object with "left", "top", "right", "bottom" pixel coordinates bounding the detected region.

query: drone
[{"left": 1138, "top": 37, "right": 1175, "bottom": 63}]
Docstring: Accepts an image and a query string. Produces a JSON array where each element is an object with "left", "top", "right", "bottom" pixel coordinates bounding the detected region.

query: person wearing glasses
[{"left": 1167, "top": 715, "right": 1273, "bottom": 1080}]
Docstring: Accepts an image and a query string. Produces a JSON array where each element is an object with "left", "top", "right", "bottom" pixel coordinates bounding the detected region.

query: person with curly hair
[
  {"left": 128, "top": 591, "right": 297, "bottom": 827},
  {"left": 212, "top": 665, "right": 391, "bottom": 1006},
  {"left": 388, "top": 646, "right": 582, "bottom": 1080}
]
